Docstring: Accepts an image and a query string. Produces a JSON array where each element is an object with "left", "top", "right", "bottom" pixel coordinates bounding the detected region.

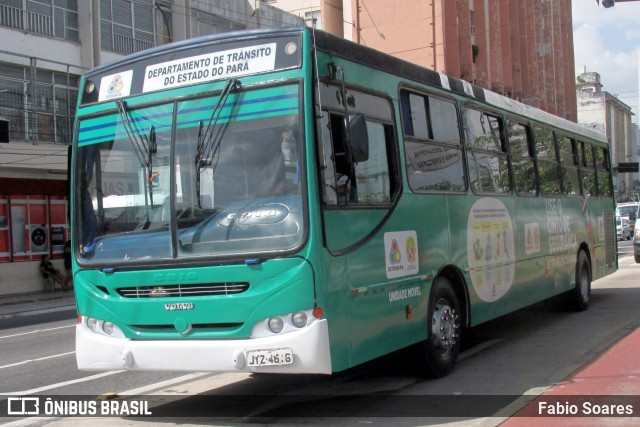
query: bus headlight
[
  {"left": 83, "top": 316, "right": 124, "bottom": 338},
  {"left": 102, "top": 321, "right": 115, "bottom": 335},
  {"left": 291, "top": 311, "right": 307, "bottom": 328},
  {"left": 267, "top": 317, "right": 284, "bottom": 333},
  {"left": 252, "top": 309, "right": 319, "bottom": 338}
]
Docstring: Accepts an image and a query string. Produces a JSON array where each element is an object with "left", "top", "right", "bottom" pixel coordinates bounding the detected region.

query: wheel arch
[{"left": 435, "top": 264, "right": 470, "bottom": 329}]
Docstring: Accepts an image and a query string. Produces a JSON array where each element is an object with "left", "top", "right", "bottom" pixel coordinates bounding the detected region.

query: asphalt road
[{"left": 1, "top": 240, "right": 638, "bottom": 426}]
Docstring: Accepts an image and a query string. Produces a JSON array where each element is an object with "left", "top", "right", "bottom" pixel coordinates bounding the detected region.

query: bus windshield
[{"left": 76, "top": 82, "right": 303, "bottom": 264}]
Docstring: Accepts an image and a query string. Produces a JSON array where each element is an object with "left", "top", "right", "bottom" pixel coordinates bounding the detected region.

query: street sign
[{"left": 617, "top": 162, "right": 639, "bottom": 173}]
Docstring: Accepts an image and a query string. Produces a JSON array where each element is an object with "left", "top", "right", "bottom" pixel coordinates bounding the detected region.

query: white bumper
[{"left": 76, "top": 319, "right": 331, "bottom": 374}]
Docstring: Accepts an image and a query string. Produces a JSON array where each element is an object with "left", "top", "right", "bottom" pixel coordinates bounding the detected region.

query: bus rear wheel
[
  {"left": 568, "top": 250, "right": 591, "bottom": 312},
  {"left": 416, "top": 277, "right": 461, "bottom": 378}
]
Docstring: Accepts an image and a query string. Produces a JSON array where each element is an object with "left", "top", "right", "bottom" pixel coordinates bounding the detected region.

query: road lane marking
[
  {"left": 0, "top": 371, "right": 122, "bottom": 395},
  {"left": 0, "top": 351, "right": 75, "bottom": 370},
  {"left": 0, "top": 324, "right": 74, "bottom": 340},
  {"left": 118, "top": 372, "right": 212, "bottom": 395}
]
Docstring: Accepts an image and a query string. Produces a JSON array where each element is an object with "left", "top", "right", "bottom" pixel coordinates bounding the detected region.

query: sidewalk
[
  {"left": 499, "top": 326, "right": 640, "bottom": 426},
  {"left": 0, "top": 289, "right": 76, "bottom": 319}
]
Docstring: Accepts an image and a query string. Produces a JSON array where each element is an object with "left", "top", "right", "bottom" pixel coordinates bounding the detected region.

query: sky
[{"left": 572, "top": 0, "right": 640, "bottom": 117}]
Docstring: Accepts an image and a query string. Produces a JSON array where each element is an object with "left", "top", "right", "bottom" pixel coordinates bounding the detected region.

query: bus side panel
[
  {"left": 322, "top": 195, "right": 452, "bottom": 370},
  {"left": 448, "top": 194, "right": 536, "bottom": 326}
]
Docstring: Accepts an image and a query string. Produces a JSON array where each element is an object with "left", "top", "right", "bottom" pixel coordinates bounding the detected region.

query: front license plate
[{"left": 247, "top": 348, "right": 293, "bottom": 367}]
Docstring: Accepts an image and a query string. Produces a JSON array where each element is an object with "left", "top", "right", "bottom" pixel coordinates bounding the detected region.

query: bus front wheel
[{"left": 416, "top": 277, "right": 461, "bottom": 378}]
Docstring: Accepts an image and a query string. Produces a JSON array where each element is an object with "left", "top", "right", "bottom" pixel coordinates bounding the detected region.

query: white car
[
  {"left": 617, "top": 217, "right": 631, "bottom": 241},
  {"left": 616, "top": 202, "right": 639, "bottom": 234}
]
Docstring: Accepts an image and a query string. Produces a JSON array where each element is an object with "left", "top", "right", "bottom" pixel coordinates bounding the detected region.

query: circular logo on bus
[{"left": 466, "top": 198, "right": 515, "bottom": 302}]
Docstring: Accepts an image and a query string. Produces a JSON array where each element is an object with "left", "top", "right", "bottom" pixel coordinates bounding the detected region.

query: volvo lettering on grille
[{"left": 164, "top": 302, "right": 194, "bottom": 311}]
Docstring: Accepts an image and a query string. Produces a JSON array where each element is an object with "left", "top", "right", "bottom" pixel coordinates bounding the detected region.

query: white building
[
  {"left": 576, "top": 71, "right": 636, "bottom": 202},
  {"left": 0, "top": 0, "right": 302, "bottom": 296}
]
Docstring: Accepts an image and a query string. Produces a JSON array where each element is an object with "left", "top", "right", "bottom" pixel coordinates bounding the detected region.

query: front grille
[
  {"left": 128, "top": 323, "right": 244, "bottom": 332},
  {"left": 116, "top": 282, "right": 249, "bottom": 298}
]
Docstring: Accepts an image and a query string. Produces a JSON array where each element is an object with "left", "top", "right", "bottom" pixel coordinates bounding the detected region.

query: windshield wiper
[
  {"left": 195, "top": 78, "right": 240, "bottom": 207},
  {"left": 116, "top": 100, "right": 157, "bottom": 208}
]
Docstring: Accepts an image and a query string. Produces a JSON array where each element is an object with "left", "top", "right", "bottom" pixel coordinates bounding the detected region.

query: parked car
[
  {"left": 617, "top": 217, "right": 631, "bottom": 241},
  {"left": 616, "top": 202, "right": 639, "bottom": 234}
]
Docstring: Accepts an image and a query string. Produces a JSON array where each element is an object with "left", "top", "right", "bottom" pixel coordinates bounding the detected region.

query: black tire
[
  {"left": 635, "top": 253, "right": 640, "bottom": 264},
  {"left": 568, "top": 250, "right": 591, "bottom": 312},
  {"left": 415, "top": 277, "right": 462, "bottom": 378}
]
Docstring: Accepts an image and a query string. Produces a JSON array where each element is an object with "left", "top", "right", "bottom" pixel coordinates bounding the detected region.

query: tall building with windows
[
  {"left": 0, "top": 0, "right": 302, "bottom": 295},
  {"left": 273, "top": 0, "right": 577, "bottom": 122}
]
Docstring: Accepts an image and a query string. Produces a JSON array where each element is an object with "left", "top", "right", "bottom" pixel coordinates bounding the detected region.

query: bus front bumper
[{"left": 76, "top": 319, "right": 332, "bottom": 374}]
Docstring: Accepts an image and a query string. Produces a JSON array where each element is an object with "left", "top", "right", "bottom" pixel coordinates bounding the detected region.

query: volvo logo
[{"left": 164, "top": 303, "right": 194, "bottom": 311}]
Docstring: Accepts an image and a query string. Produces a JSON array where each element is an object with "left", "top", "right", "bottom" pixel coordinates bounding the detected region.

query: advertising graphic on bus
[{"left": 71, "top": 27, "right": 617, "bottom": 377}]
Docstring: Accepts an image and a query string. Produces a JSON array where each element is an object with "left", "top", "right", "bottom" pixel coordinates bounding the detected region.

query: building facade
[
  {"left": 576, "top": 71, "right": 636, "bottom": 202},
  {"left": 0, "top": 0, "right": 302, "bottom": 295},
  {"left": 273, "top": 0, "right": 577, "bottom": 122}
]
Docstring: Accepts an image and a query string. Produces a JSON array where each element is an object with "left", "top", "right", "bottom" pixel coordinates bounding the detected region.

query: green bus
[{"left": 73, "top": 27, "right": 617, "bottom": 377}]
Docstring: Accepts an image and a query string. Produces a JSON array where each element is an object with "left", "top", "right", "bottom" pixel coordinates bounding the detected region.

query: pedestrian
[
  {"left": 40, "top": 254, "right": 69, "bottom": 291},
  {"left": 63, "top": 240, "right": 72, "bottom": 289}
]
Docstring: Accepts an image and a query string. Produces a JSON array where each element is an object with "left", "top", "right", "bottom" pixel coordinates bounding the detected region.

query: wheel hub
[{"left": 431, "top": 298, "right": 459, "bottom": 356}]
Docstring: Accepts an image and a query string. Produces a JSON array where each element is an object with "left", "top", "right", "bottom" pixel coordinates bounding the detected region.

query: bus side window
[
  {"left": 558, "top": 135, "right": 582, "bottom": 197},
  {"left": 400, "top": 90, "right": 465, "bottom": 192},
  {"left": 507, "top": 121, "right": 536, "bottom": 196},
  {"left": 595, "top": 146, "right": 613, "bottom": 198},
  {"left": 319, "top": 112, "right": 394, "bottom": 206},
  {"left": 534, "top": 126, "right": 562, "bottom": 196},
  {"left": 580, "top": 141, "right": 598, "bottom": 197},
  {"left": 464, "top": 108, "right": 510, "bottom": 194}
]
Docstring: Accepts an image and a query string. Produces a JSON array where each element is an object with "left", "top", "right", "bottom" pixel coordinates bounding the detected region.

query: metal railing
[
  {"left": 0, "top": 4, "right": 53, "bottom": 37},
  {"left": 113, "top": 33, "right": 154, "bottom": 55}
]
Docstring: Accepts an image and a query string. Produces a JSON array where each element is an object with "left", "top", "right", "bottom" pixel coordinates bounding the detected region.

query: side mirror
[{"left": 348, "top": 113, "right": 369, "bottom": 163}]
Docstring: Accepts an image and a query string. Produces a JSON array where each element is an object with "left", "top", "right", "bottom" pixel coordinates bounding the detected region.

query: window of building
[
  {"left": 400, "top": 90, "right": 465, "bottom": 192},
  {"left": 154, "top": 0, "right": 172, "bottom": 45},
  {"left": 0, "top": 119, "right": 8, "bottom": 143},
  {"left": 191, "top": 8, "right": 245, "bottom": 37},
  {"left": 304, "top": 10, "right": 321, "bottom": 28},
  {"left": 100, "top": 0, "right": 155, "bottom": 55},
  {"left": 0, "top": 64, "right": 78, "bottom": 144},
  {"left": 464, "top": 108, "right": 510, "bottom": 194},
  {"left": 0, "top": 0, "right": 79, "bottom": 42}
]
